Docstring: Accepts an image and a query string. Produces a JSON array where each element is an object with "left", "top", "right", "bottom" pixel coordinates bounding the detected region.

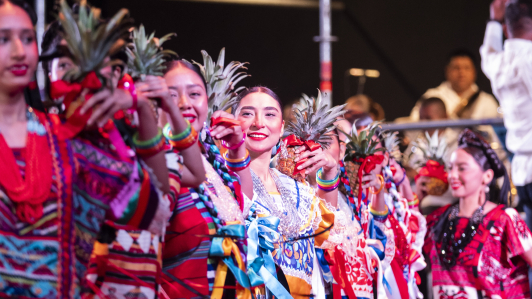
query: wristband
[
  {"left": 395, "top": 169, "right": 406, "bottom": 186},
  {"left": 316, "top": 168, "right": 340, "bottom": 191},
  {"left": 369, "top": 205, "right": 389, "bottom": 222},
  {"left": 132, "top": 128, "right": 165, "bottom": 158},
  {"left": 163, "top": 122, "right": 198, "bottom": 151},
  {"left": 221, "top": 131, "right": 246, "bottom": 150},
  {"left": 369, "top": 174, "right": 385, "bottom": 194},
  {"left": 408, "top": 194, "right": 419, "bottom": 208},
  {"left": 223, "top": 150, "right": 251, "bottom": 172}
]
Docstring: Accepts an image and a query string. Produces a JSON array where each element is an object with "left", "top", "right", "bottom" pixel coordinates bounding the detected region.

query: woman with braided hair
[
  {"left": 424, "top": 129, "right": 532, "bottom": 298},
  {"left": 158, "top": 59, "right": 254, "bottom": 298}
]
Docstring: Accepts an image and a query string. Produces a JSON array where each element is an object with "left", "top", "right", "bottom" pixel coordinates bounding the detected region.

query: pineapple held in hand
[
  {"left": 411, "top": 131, "right": 449, "bottom": 196},
  {"left": 53, "top": 0, "right": 130, "bottom": 135},
  {"left": 276, "top": 91, "right": 345, "bottom": 182},
  {"left": 193, "top": 48, "right": 249, "bottom": 127},
  {"left": 126, "top": 25, "right": 177, "bottom": 82},
  {"left": 341, "top": 121, "right": 385, "bottom": 201}
]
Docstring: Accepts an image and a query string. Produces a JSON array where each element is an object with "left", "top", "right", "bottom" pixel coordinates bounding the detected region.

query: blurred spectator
[
  {"left": 344, "top": 94, "right": 385, "bottom": 122},
  {"left": 481, "top": 0, "right": 532, "bottom": 234},
  {"left": 282, "top": 98, "right": 299, "bottom": 124},
  {"left": 404, "top": 98, "right": 458, "bottom": 177},
  {"left": 410, "top": 48, "right": 500, "bottom": 121}
]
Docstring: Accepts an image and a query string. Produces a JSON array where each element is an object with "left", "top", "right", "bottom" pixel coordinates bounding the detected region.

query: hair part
[
  {"left": 0, "top": 0, "right": 37, "bottom": 25},
  {"left": 163, "top": 59, "right": 207, "bottom": 89},
  {"left": 235, "top": 86, "right": 282, "bottom": 110}
]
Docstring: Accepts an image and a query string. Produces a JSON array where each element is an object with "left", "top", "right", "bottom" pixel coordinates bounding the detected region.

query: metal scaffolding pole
[
  {"left": 35, "top": 0, "right": 46, "bottom": 90},
  {"left": 314, "top": 0, "right": 336, "bottom": 106},
  {"left": 380, "top": 118, "right": 505, "bottom": 131}
]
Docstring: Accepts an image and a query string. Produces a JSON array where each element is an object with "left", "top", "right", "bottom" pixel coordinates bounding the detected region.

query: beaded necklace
[
  {"left": 250, "top": 169, "right": 302, "bottom": 241},
  {"left": 0, "top": 107, "right": 52, "bottom": 224},
  {"left": 439, "top": 201, "right": 486, "bottom": 267}
]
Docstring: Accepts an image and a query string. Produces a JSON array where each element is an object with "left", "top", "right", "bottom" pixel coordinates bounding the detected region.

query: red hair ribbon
[{"left": 415, "top": 159, "right": 448, "bottom": 184}]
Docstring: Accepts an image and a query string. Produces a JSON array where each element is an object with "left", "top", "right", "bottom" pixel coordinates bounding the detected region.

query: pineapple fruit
[
  {"left": 58, "top": 0, "right": 131, "bottom": 117},
  {"left": 411, "top": 130, "right": 449, "bottom": 195},
  {"left": 126, "top": 24, "right": 177, "bottom": 82},
  {"left": 341, "top": 121, "right": 385, "bottom": 197},
  {"left": 192, "top": 48, "right": 249, "bottom": 125},
  {"left": 59, "top": 0, "right": 130, "bottom": 85},
  {"left": 276, "top": 91, "right": 345, "bottom": 182}
]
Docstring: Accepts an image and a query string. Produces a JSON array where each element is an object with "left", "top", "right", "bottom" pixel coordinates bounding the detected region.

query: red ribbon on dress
[
  {"left": 50, "top": 72, "right": 130, "bottom": 160},
  {"left": 415, "top": 159, "right": 448, "bottom": 184},
  {"left": 210, "top": 117, "right": 241, "bottom": 128},
  {"left": 283, "top": 134, "right": 322, "bottom": 177},
  {"left": 50, "top": 72, "right": 102, "bottom": 140},
  {"left": 325, "top": 248, "right": 358, "bottom": 299},
  {"left": 352, "top": 155, "right": 384, "bottom": 208}
]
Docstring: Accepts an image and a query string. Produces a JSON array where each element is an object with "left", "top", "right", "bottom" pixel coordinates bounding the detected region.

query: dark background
[{"left": 43, "top": 0, "right": 495, "bottom": 120}]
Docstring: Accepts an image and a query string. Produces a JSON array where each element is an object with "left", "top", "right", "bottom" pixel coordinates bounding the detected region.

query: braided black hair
[{"left": 458, "top": 129, "right": 511, "bottom": 205}]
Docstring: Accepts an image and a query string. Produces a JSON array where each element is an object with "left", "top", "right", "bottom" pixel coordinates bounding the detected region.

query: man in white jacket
[
  {"left": 410, "top": 49, "right": 500, "bottom": 121},
  {"left": 480, "top": 0, "right": 532, "bottom": 289}
]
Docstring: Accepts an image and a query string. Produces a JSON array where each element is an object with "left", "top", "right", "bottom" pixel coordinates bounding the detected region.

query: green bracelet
[
  {"left": 132, "top": 128, "right": 164, "bottom": 149},
  {"left": 163, "top": 121, "right": 191, "bottom": 142}
]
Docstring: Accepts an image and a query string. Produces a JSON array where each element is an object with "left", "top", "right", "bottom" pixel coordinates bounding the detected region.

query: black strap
[{"left": 456, "top": 90, "right": 481, "bottom": 118}]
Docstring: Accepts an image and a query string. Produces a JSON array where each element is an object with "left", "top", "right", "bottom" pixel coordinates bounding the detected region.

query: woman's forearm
[
  {"left": 137, "top": 103, "right": 170, "bottom": 194},
  {"left": 166, "top": 109, "right": 206, "bottom": 187}
]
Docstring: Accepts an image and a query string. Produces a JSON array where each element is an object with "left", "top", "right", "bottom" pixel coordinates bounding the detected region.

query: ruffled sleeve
[
  {"left": 315, "top": 199, "right": 347, "bottom": 249},
  {"left": 503, "top": 208, "right": 532, "bottom": 259}
]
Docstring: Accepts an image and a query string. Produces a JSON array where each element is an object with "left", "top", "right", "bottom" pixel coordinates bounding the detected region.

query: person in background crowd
[
  {"left": 410, "top": 48, "right": 500, "bottom": 121},
  {"left": 344, "top": 94, "right": 385, "bottom": 122},
  {"left": 405, "top": 98, "right": 459, "bottom": 172}
]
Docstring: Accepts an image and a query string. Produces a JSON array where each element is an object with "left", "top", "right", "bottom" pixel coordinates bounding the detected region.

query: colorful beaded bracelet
[
  {"left": 163, "top": 122, "right": 198, "bottom": 151},
  {"left": 316, "top": 168, "right": 340, "bottom": 191},
  {"left": 408, "top": 194, "right": 419, "bottom": 208},
  {"left": 132, "top": 128, "right": 166, "bottom": 158},
  {"left": 369, "top": 205, "right": 389, "bottom": 222},
  {"left": 223, "top": 150, "right": 250, "bottom": 172}
]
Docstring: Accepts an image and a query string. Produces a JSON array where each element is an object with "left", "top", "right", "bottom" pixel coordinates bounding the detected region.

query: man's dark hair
[
  {"left": 506, "top": 0, "right": 532, "bottom": 33},
  {"left": 420, "top": 97, "right": 447, "bottom": 118},
  {"left": 447, "top": 48, "right": 476, "bottom": 66}
]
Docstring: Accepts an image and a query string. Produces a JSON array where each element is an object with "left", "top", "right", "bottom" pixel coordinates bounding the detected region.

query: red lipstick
[{"left": 247, "top": 132, "right": 268, "bottom": 141}]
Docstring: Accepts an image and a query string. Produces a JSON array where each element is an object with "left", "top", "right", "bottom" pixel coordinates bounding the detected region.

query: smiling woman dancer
[
  {"left": 0, "top": 1, "right": 171, "bottom": 298},
  {"left": 425, "top": 129, "right": 532, "bottom": 298},
  {"left": 159, "top": 59, "right": 254, "bottom": 299},
  {"left": 235, "top": 87, "right": 347, "bottom": 299}
]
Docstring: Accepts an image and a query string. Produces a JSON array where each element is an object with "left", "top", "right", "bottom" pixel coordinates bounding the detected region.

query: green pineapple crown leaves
[
  {"left": 383, "top": 131, "right": 403, "bottom": 161},
  {"left": 126, "top": 24, "right": 177, "bottom": 81},
  {"left": 285, "top": 90, "right": 346, "bottom": 149},
  {"left": 192, "top": 48, "right": 249, "bottom": 125},
  {"left": 341, "top": 120, "right": 385, "bottom": 162},
  {"left": 59, "top": 0, "right": 131, "bottom": 84},
  {"left": 411, "top": 130, "right": 448, "bottom": 167}
]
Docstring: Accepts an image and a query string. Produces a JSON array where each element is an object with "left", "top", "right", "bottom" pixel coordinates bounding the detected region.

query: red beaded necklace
[{"left": 0, "top": 109, "right": 52, "bottom": 224}]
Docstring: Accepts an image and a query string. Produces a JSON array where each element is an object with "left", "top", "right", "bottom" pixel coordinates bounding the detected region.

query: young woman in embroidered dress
[
  {"left": 158, "top": 59, "right": 254, "bottom": 299},
  {"left": 234, "top": 87, "right": 347, "bottom": 299},
  {"left": 305, "top": 119, "right": 393, "bottom": 299},
  {"left": 0, "top": 1, "right": 171, "bottom": 298},
  {"left": 424, "top": 129, "right": 532, "bottom": 299},
  {"left": 377, "top": 135, "right": 426, "bottom": 299}
]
